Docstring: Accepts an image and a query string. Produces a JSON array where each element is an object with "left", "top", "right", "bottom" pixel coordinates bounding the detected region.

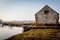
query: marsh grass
[{"left": 6, "top": 26, "right": 60, "bottom": 40}]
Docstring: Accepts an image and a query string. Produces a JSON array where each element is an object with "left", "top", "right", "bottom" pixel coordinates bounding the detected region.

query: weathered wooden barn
[{"left": 35, "top": 5, "right": 59, "bottom": 26}]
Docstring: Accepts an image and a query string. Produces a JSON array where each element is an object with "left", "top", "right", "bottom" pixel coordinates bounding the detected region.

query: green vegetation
[{"left": 6, "top": 27, "right": 60, "bottom": 40}]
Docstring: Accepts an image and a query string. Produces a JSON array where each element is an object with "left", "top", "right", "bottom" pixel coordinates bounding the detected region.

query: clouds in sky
[{"left": 0, "top": 0, "right": 60, "bottom": 21}]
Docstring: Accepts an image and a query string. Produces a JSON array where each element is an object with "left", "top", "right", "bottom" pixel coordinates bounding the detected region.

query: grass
[{"left": 5, "top": 26, "right": 60, "bottom": 40}]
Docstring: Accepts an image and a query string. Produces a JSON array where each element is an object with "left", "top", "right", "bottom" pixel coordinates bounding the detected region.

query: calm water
[{"left": 0, "top": 25, "right": 23, "bottom": 40}]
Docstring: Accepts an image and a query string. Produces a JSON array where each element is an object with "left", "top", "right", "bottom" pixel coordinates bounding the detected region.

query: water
[{"left": 0, "top": 25, "right": 23, "bottom": 40}]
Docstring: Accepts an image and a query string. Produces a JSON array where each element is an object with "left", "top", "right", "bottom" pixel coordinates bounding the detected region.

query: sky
[{"left": 0, "top": 0, "right": 60, "bottom": 21}]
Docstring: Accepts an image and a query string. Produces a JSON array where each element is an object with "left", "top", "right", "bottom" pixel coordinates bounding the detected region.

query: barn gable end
[{"left": 35, "top": 5, "right": 59, "bottom": 26}]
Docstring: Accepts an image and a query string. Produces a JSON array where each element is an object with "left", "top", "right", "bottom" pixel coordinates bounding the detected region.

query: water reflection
[{"left": 0, "top": 26, "right": 23, "bottom": 40}]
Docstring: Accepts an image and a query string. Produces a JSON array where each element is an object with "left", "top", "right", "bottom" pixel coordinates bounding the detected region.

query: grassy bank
[{"left": 5, "top": 27, "right": 60, "bottom": 40}]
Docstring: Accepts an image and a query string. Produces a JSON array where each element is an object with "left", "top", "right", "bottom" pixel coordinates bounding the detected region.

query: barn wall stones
[{"left": 35, "top": 5, "right": 59, "bottom": 26}]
